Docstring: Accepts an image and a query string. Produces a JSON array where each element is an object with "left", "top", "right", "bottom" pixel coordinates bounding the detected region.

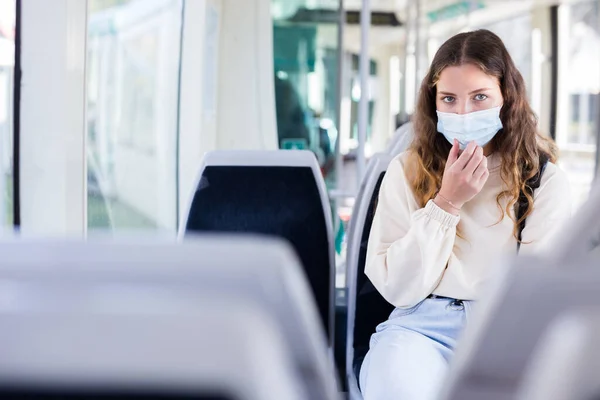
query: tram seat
[
  {"left": 441, "top": 184, "right": 600, "bottom": 400},
  {"left": 386, "top": 122, "right": 414, "bottom": 156},
  {"left": 180, "top": 150, "right": 335, "bottom": 346},
  {"left": 439, "top": 254, "right": 600, "bottom": 400},
  {"left": 0, "top": 237, "right": 339, "bottom": 400},
  {"left": 515, "top": 308, "right": 600, "bottom": 400},
  {"left": 344, "top": 153, "right": 393, "bottom": 399}
]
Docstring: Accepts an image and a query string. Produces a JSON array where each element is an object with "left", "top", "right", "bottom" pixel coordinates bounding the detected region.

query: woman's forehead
[{"left": 436, "top": 64, "right": 501, "bottom": 92}]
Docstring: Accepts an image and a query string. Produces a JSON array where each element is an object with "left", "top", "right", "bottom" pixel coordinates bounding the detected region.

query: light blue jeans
[{"left": 359, "top": 295, "right": 473, "bottom": 400}]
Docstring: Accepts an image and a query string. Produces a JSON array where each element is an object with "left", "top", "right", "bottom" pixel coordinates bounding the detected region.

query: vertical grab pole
[
  {"left": 414, "top": 0, "right": 421, "bottom": 99},
  {"left": 356, "top": 0, "right": 371, "bottom": 186},
  {"left": 334, "top": 0, "right": 345, "bottom": 195}
]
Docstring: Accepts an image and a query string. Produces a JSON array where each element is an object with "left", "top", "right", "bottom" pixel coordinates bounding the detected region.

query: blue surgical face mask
[{"left": 436, "top": 105, "right": 503, "bottom": 149}]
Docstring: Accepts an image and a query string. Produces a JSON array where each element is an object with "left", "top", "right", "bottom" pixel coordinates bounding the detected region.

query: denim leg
[
  {"left": 360, "top": 326, "right": 449, "bottom": 400},
  {"left": 359, "top": 298, "right": 470, "bottom": 400}
]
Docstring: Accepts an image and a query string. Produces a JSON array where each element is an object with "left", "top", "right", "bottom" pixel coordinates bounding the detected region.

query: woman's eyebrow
[
  {"left": 438, "top": 88, "right": 492, "bottom": 96},
  {"left": 469, "top": 87, "right": 492, "bottom": 94}
]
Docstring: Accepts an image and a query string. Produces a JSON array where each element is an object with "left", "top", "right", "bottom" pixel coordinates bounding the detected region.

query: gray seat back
[
  {"left": 0, "top": 237, "right": 339, "bottom": 400},
  {"left": 344, "top": 153, "right": 393, "bottom": 397}
]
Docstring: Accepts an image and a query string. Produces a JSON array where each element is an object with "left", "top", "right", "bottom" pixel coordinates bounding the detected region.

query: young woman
[{"left": 359, "top": 29, "right": 572, "bottom": 400}]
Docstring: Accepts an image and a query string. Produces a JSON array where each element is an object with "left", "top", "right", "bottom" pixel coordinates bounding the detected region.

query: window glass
[
  {"left": 0, "top": 0, "right": 15, "bottom": 228},
  {"left": 558, "top": 0, "right": 600, "bottom": 208},
  {"left": 483, "top": 15, "right": 533, "bottom": 94},
  {"left": 86, "top": 0, "right": 183, "bottom": 232},
  {"left": 271, "top": 0, "right": 347, "bottom": 288},
  {"left": 272, "top": 1, "right": 341, "bottom": 189}
]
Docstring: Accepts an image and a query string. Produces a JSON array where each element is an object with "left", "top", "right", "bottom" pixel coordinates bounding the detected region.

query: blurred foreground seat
[
  {"left": 441, "top": 187, "right": 600, "bottom": 400},
  {"left": 0, "top": 237, "right": 340, "bottom": 400},
  {"left": 516, "top": 308, "right": 600, "bottom": 400}
]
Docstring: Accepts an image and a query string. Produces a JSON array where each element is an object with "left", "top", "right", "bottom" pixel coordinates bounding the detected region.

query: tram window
[
  {"left": 86, "top": 0, "right": 183, "bottom": 233},
  {"left": 272, "top": 1, "right": 341, "bottom": 189},
  {"left": 0, "top": 0, "right": 15, "bottom": 228},
  {"left": 557, "top": 0, "right": 600, "bottom": 208},
  {"left": 481, "top": 15, "right": 533, "bottom": 97},
  {"left": 272, "top": 0, "right": 348, "bottom": 288}
]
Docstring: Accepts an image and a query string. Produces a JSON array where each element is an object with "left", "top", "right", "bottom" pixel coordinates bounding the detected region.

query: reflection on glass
[
  {"left": 86, "top": 0, "right": 182, "bottom": 232},
  {"left": 0, "top": 0, "right": 15, "bottom": 228},
  {"left": 271, "top": 1, "right": 346, "bottom": 287},
  {"left": 272, "top": 3, "right": 340, "bottom": 189},
  {"left": 559, "top": 0, "right": 600, "bottom": 208}
]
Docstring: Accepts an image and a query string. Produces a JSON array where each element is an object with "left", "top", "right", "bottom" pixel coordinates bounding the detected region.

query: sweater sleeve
[
  {"left": 364, "top": 155, "right": 460, "bottom": 308},
  {"left": 519, "top": 162, "right": 572, "bottom": 254}
]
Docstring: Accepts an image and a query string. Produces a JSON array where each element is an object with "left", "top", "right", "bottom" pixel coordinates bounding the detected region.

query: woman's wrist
[{"left": 434, "top": 192, "right": 463, "bottom": 216}]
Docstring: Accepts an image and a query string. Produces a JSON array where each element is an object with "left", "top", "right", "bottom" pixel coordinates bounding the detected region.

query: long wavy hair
[{"left": 409, "top": 29, "right": 558, "bottom": 240}]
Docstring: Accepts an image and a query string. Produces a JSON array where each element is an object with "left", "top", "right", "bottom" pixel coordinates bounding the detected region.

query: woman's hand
[{"left": 434, "top": 140, "right": 489, "bottom": 215}]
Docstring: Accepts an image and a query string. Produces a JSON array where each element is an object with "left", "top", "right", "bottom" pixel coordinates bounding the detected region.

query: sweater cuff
[{"left": 424, "top": 200, "right": 460, "bottom": 228}]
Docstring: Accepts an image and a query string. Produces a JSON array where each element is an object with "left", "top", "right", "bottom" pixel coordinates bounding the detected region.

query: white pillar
[
  {"left": 19, "top": 0, "right": 87, "bottom": 236},
  {"left": 531, "top": 6, "right": 553, "bottom": 137},
  {"left": 215, "top": 0, "right": 278, "bottom": 150}
]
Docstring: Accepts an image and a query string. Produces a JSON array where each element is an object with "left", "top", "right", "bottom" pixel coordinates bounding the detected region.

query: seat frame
[
  {"left": 344, "top": 153, "right": 393, "bottom": 399},
  {"left": 386, "top": 122, "right": 413, "bottom": 156}
]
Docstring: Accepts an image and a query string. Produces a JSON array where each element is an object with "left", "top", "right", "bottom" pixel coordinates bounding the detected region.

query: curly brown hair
[{"left": 409, "top": 29, "right": 558, "bottom": 240}]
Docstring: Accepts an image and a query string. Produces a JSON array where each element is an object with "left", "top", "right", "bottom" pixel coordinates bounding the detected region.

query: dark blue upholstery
[
  {"left": 184, "top": 165, "right": 332, "bottom": 336},
  {"left": 352, "top": 171, "right": 394, "bottom": 380}
]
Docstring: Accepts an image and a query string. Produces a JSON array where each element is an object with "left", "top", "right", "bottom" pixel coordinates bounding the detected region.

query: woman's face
[{"left": 435, "top": 63, "right": 504, "bottom": 114}]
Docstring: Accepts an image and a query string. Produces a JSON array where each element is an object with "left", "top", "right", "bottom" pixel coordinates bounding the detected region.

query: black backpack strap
[{"left": 516, "top": 153, "right": 550, "bottom": 252}]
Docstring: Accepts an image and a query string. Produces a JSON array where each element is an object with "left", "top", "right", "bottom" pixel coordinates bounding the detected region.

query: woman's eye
[
  {"left": 442, "top": 96, "right": 455, "bottom": 103},
  {"left": 474, "top": 93, "right": 488, "bottom": 101}
]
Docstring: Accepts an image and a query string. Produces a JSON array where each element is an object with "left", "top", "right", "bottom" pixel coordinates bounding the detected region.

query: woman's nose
[{"left": 456, "top": 101, "right": 472, "bottom": 115}]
